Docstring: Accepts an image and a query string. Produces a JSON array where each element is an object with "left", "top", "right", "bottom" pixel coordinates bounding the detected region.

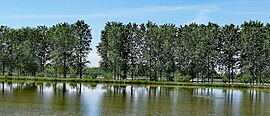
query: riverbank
[{"left": 0, "top": 76, "right": 270, "bottom": 89}]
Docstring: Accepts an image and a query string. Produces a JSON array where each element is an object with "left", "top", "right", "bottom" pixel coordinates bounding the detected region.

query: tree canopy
[
  {"left": 0, "top": 20, "right": 92, "bottom": 78},
  {"left": 97, "top": 21, "right": 270, "bottom": 84}
]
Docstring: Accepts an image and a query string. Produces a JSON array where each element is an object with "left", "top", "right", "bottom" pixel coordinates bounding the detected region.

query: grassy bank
[{"left": 0, "top": 76, "right": 270, "bottom": 89}]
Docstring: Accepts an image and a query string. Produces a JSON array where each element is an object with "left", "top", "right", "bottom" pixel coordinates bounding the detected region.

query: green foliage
[
  {"left": 88, "top": 70, "right": 97, "bottom": 79},
  {"left": 69, "top": 68, "right": 77, "bottom": 78},
  {"left": 238, "top": 74, "right": 252, "bottom": 83},
  {"left": 36, "top": 72, "right": 44, "bottom": 77},
  {"left": 86, "top": 67, "right": 103, "bottom": 79},
  {"left": 102, "top": 72, "right": 113, "bottom": 79},
  {"left": 0, "top": 20, "right": 92, "bottom": 79},
  {"left": 173, "top": 74, "right": 191, "bottom": 82},
  {"left": 97, "top": 21, "right": 270, "bottom": 83},
  {"left": 45, "top": 66, "right": 56, "bottom": 78},
  {"left": 73, "top": 20, "right": 92, "bottom": 78},
  {"left": 221, "top": 75, "right": 229, "bottom": 83},
  {"left": 220, "top": 24, "right": 241, "bottom": 83},
  {"left": 1, "top": 20, "right": 270, "bottom": 84},
  {"left": 241, "top": 21, "right": 267, "bottom": 83}
]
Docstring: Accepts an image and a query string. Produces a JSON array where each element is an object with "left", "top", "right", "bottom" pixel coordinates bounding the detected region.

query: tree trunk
[
  {"left": 41, "top": 56, "right": 45, "bottom": 77},
  {"left": 63, "top": 59, "right": 67, "bottom": 78},
  {"left": 159, "top": 68, "right": 162, "bottom": 81},
  {"left": 149, "top": 69, "right": 152, "bottom": 81},
  {"left": 113, "top": 58, "right": 116, "bottom": 80},
  {"left": 154, "top": 71, "right": 157, "bottom": 81},
  {"left": 2, "top": 65, "right": 4, "bottom": 76},
  {"left": 231, "top": 64, "right": 234, "bottom": 84},
  {"left": 211, "top": 66, "right": 214, "bottom": 84},
  {"left": 131, "top": 61, "right": 134, "bottom": 80},
  {"left": 18, "top": 68, "right": 21, "bottom": 76},
  {"left": 131, "top": 71, "right": 134, "bottom": 80},
  {"left": 207, "top": 56, "right": 210, "bottom": 83},
  {"left": 259, "top": 73, "right": 262, "bottom": 85},
  {"left": 79, "top": 56, "right": 83, "bottom": 79},
  {"left": 228, "top": 66, "right": 230, "bottom": 84},
  {"left": 79, "top": 66, "right": 83, "bottom": 79},
  {"left": 55, "top": 67, "right": 58, "bottom": 78}
]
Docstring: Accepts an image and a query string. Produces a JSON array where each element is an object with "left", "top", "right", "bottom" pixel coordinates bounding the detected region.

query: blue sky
[{"left": 1, "top": 0, "right": 270, "bottom": 67}]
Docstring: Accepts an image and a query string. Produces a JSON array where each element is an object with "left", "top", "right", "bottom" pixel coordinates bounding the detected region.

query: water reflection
[{"left": 0, "top": 82, "right": 270, "bottom": 115}]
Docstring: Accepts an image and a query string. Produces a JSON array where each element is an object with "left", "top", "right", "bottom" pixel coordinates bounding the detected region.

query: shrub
[
  {"left": 173, "top": 74, "right": 191, "bottom": 82},
  {"left": 36, "top": 72, "right": 44, "bottom": 77},
  {"left": 261, "top": 73, "right": 270, "bottom": 83},
  {"left": 69, "top": 68, "right": 77, "bottom": 78},
  {"left": 238, "top": 74, "right": 252, "bottom": 83},
  {"left": 221, "top": 75, "right": 228, "bottom": 83},
  {"left": 87, "top": 70, "right": 97, "bottom": 79},
  {"left": 103, "top": 72, "right": 112, "bottom": 79},
  {"left": 45, "top": 67, "right": 55, "bottom": 78},
  {"left": 90, "top": 73, "right": 98, "bottom": 79}
]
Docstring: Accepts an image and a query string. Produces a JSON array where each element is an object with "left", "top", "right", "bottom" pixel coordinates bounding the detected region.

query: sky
[{"left": 1, "top": 0, "right": 270, "bottom": 67}]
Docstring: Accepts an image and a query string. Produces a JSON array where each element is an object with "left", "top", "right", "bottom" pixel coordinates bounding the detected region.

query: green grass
[{"left": 0, "top": 76, "right": 270, "bottom": 89}]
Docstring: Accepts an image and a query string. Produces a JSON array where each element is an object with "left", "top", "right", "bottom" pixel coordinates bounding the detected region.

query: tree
[
  {"left": 180, "top": 23, "right": 200, "bottom": 81},
  {"left": 97, "top": 27, "right": 110, "bottom": 72},
  {"left": 97, "top": 21, "right": 270, "bottom": 83},
  {"left": 49, "top": 23, "right": 77, "bottom": 78},
  {"left": 204, "top": 23, "right": 220, "bottom": 83},
  {"left": 144, "top": 21, "right": 159, "bottom": 81},
  {"left": 6, "top": 29, "right": 19, "bottom": 75},
  {"left": 36, "top": 26, "right": 50, "bottom": 76},
  {"left": 241, "top": 21, "right": 266, "bottom": 84},
  {"left": 73, "top": 20, "right": 92, "bottom": 78},
  {"left": 126, "top": 23, "right": 139, "bottom": 80},
  {"left": 262, "top": 24, "right": 270, "bottom": 83},
  {"left": 98, "top": 22, "right": 129, "bottom": 79},
  {"left": 220, "top": 24, "right": 241, "bottom": 83},
  {"left": 0, "top": 26, "right": 10, "bottom": 75},
  {"left": 17, "top": 27, "right": 39, "bottom": 76},
  {"left": 160, "top": 24, "right": 177, "bottom": 81}
]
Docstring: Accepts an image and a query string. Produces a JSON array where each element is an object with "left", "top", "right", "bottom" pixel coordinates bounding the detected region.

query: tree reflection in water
[{"left": 0, "top": 82, "right": 269, "bottom": 115}]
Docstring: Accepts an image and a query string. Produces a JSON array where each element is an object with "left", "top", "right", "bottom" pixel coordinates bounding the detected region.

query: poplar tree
[{"left": 73, "top": 20, "right": 92, "bottom": 78}]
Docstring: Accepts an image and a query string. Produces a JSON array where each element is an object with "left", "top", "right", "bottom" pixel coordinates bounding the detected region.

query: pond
[{"left": 0, "top": 82, "right": 269, "bottom": 115}]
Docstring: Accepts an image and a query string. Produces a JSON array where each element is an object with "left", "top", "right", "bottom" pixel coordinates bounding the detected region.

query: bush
[
  {"left": 173, "top": 74, "right": 191, "bottom": 82},
  {"left": 238, "top": 74, "right": 252, "bottom": 83},
  {"left": 36, "top": 72, "right": 44, "bottom": 77},
  {"left": 87, "top": 70, "right": 98, "bottom": 79},
  {"left": 221, "top": 75, "right": 228, "bottom": 83},
  {"left": 90, "top": 73, "right": 98, "bottom": 79},
  {"left": 262, "top": 78, "right": 270, "bottom": 83},
  {"left": 103, "top": 72, "right": 112, "bottom": 79},
  {"left": 45, "top": 67, "right": 55, "bottom": 78},
  {"left": 69, "top": 68, "right": 77, "bottom": 78}
]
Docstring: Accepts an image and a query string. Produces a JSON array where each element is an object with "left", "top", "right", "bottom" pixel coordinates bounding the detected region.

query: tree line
[
  {"left": 97, "top": 21, "right": 270, "bottom": 84},
  {"left": 0, "top": 20, "right": 92, "bottom": 78}
]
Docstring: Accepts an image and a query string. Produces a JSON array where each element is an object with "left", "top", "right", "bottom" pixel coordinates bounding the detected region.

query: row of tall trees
[
  {"left": 97, "top": 21, "right": 270, "bottom": 83},
  {"left": 0, "top": 20, "right": 92, "bottom": 78}
]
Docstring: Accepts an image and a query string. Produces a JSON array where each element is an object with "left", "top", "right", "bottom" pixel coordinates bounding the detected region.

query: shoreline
[{"left": 0, "top": 76, "right": 270, "bottom": 89}]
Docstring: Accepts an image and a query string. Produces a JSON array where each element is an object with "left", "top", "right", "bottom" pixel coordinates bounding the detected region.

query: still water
[{"left": 0, "top": 82, "right": 270, "bottom": 116}]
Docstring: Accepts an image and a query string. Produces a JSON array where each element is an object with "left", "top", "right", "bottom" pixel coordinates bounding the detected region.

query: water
[{"left": 0, "top": 82, "right": 270, "bottom": 116}]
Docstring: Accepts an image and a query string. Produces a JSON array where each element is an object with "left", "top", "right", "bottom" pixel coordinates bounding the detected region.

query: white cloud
[
  {"left": 188, "top": 9, "right": 214, "bottom": 24},
  {"left": 143, "top": 5, "right": 218, "bottom": 12},
  {"left": 141, "top": 5, "right": 218, "bottom": 24},
  {"left": 0, "top": 5, "right": 218, "bottom": 20}
]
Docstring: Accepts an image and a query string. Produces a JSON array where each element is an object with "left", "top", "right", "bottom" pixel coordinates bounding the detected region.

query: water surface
[{"left": 0, "top": 82, "right": 269, "bottom": 115}]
